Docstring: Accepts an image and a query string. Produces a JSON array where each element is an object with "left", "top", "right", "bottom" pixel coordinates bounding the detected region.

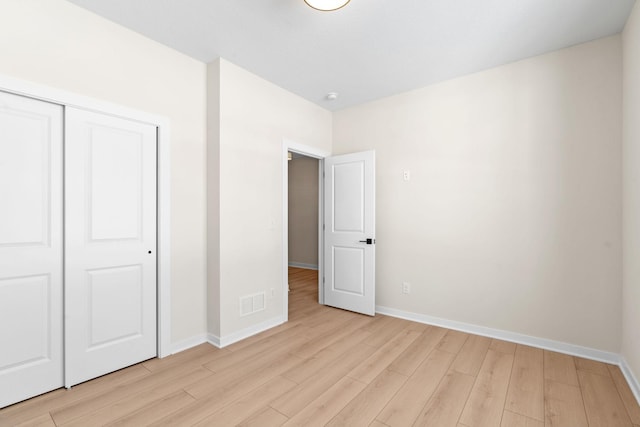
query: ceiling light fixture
[{"left": 304, "top": 0, "right": 350, "bottom": 12}]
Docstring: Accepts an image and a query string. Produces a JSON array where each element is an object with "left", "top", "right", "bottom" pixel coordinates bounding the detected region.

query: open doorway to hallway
[{"left": 287, "top": 153, "right": 320, "bottom": 316}]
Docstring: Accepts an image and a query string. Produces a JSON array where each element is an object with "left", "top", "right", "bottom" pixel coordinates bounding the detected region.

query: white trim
[
  {"left": 0, "top": 73, "right": 172, "bottom": 359},
  {"left": 376, "top": 306, "right": 621, "bottom": 365},
  {"left": 171, "top": 334, "right": 209, "bottom": 354},
  {"left": 156, "top": 118, "right": 172, "bottom": 358},
  {"left": 0, "top": 74, "right": 168, "bottom": 128},
  {"left": 282, "top": 139, "right": 330, "bottom": 324},
  {"left": 207, "top": 333, "right": 221, "bottom": 348},
  {"left": 620, "top": 357, "right": 640, "bottom": 406},
  {"left": 207, "top": 315, "right": 286, "bottom": 348},
  {"left": 318, "top": 160, "right": 325, "bottom": 305},
  {"left": 288, "top": 262, "right": 319, "bottom": 270}
]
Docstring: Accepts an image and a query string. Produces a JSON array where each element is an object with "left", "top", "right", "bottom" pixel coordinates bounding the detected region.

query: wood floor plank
[
  {"left": 301, "top": 309, "right": 358, "bottom": 336},
  {"left": 387, "top": 326, "right": 447, "bottom": 376},
  {"left": 13, "top": 413, "right": 57, "bottom": 427},
  {"left": 543, "top": 351, "right": 579, "bottom": 386},
  {"left": 574, "top": 357, "right": 612, "bottom": 377},
  {"left": 104, "top": 391, "right": 196, "bottom": 427},
  {"left": 412, "top": 370, "right": 476, "bottom": 427},
  {"left": 451, "top": 335, "right": 492, "bottom": 376},
  {"left": 459, "top": 349, "right": 515, "bottom": 427},
  {"left": 404, "top": 321, "right": 431, "bottom": 333},
  {"left": 61, "top": 367, "right": 212, "bottom": 426},
  {"left": 436, "top": 330, "right": 470, "bottom": 354},
  {"left": 348, "top": 328, "right": 421, "bottom": 384},
  {"left": 142, "top": 343, "right": 224, "bottom": 372},
  {"left": 505, "top": 345, "right": 544, "bottom": 421},
  {"left": 544, "top": 379, "right": 588, "bottom": 427},
  {"left": 270, "top": 342, "right": 377, "bottom": 417},
  {"left": 152, "top": 354, "right": 304, "bottom": 426},
  {"left": 225, "top": 317, "right": 308, "bottom": 354},
  {"left": 578, "top": 369, "right": 633, "bottom": 427},
  {"left": 501, "top": 410, "right": 544, "bottom": 427},
  {"left": 237, "top": 407, "right": 289, "bottom": 427},
  {"left": 193, "top": 376, "right": 297, "bottom": 427},
  {"left": 490, "top": 339, "right": 517, "bottom": 355},
  {"left": 298, "top": 307, "right": 352, "bottom": 330},
  {"left": 292, "top": 314, "right": 372, "bottom": 359},
  {"left": 359, "top": 313, "right": 392, "bottom": 333},
  {"left": 202, "top": 324, "right": 310, "bottom": 374},
  {"left": 326, "top": 369, "right": 408, "bottom": 427},
  {"left": 282, "top": 376, "right": 368, "bottom": 427},
  {"left": 189, "top": 333, "right": 308, "bottom": 399},
  {"left": 51, "top": 362, "right": 204, "bottom": 425},
  {"left": 282, "top": 328, "right": 371, "bottom": 384},
  {"left": 377, "top": 349, "right": 455, "bottom": 426},
  {"left": 0, "top": 364, "right": 150, "bottom": 426},
  {"left": 608, "top": 365, "right": 640, "bottom": 425},
  {"left": 363, "top": 316, "right": 412, "bottom": 348}
]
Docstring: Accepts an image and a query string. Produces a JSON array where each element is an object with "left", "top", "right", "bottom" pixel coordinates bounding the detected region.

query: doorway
[
  {"left": 287, "top": 153, "right": 320, "bottom": 315},
  {"left": 288, "top": 152, "right": 319, "bottom": 271},
  {"left": 281, "top": 140, "right": 329, "bottom": 322},
  {"left": 281, "top": 141, "right": 377, "bottom": 321}
]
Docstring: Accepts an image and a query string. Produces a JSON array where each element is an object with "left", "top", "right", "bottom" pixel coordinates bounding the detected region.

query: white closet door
[
  {"left": 0, "top": 92, "right": 63, "bottom": 407},
  {"left": 65, "top": 108, "right": 157, "bottom": 387}
]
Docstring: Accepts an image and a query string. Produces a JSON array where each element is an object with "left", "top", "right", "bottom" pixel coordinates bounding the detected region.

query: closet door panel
[
  {"left": 0, "top": 91, "right": 63, "bottom": 408},
  {"left": 65, "top": 107, "right": 157, "bottom": 387}
]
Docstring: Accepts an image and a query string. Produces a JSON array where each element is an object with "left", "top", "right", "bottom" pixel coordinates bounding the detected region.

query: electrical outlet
[
  {"left": 402, "top": 282, "right": 411, "bottom": 294},
  {"left": 403, "top": 170, "right": 411, "bottom": 181}
]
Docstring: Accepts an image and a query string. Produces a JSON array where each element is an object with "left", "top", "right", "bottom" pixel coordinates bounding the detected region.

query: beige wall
[
  {"left": 333, "top": 36, "right": 623, "bottom": 352},
  {"left": 623, "top": 0, "right": 640, "bottom": 383},
  {"left": 213, "top": 59, "right": 332, "bottom": 338},
  {"left": 0, "top": 0, "right": 208, "bottom": 344},
  {"left": 288, "top": 156, "right": 320, "bottom": 268}
]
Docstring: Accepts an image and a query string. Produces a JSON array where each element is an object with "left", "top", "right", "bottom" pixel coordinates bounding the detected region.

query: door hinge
[
  {"left": 323, "top": 224, "right": 325, "bottom": 231},
  {"left": 323, "top": 276, "right": 325, "bottom": 284}
]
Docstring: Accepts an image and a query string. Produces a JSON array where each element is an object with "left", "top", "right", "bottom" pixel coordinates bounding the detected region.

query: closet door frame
[{"left": 0, "top": 73, "right": 172, "bottom": 359}]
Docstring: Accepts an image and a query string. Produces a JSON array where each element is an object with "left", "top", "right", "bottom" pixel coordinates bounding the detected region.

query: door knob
[{"left": 359, "top": 238, "right": 374, "bottom": 245}]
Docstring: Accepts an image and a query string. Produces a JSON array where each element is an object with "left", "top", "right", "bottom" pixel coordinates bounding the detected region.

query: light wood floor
[{"left": 2, "top": 267, "right": 639, "bottom": 427}]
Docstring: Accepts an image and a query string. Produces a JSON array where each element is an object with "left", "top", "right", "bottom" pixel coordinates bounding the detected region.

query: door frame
[
  {"left": 0, "top": 73, "right": 172, "bottom": 358},
  {"left": 282, "top": 139, "right": 330, "bottom": 321}
]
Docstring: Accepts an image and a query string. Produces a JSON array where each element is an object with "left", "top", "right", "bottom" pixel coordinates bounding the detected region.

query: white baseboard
[
  {"left": 288, "top": 262, "right": 318, "bottom": 270},
  {"left": 207, "top": 333, "right": 221, "bottom": 348},
  {"left": 620, "top": 357, "right": 640, "bottom": 406},
  {"left": 170, "top": 333, "right": 209, "bottom": 355},
  {"left": 206, "top": 315, "right": 286, "bottom": 349},
  {"left": 375, "top": 305, "right": 621, "bottom": 365}
]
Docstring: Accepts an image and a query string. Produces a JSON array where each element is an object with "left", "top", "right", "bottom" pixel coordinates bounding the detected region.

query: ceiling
[{"left": 66, "top": 0, "right": 635, "bottom": 111}]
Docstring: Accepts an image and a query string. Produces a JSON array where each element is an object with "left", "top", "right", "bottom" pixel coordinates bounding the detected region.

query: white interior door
[
  {"left": 323, "top": 150, "right": 375, "bottom": 316},
  {"left": 65, "top": 107, "right": 157, "bottom": 387},
  {"left": 0, "top": 92, "right": 63, "bottom": 407}
]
